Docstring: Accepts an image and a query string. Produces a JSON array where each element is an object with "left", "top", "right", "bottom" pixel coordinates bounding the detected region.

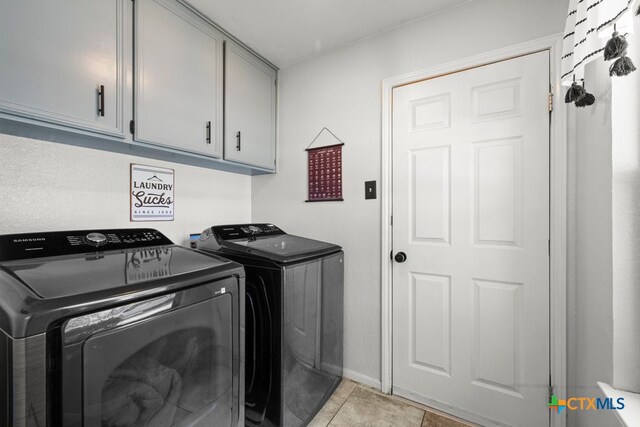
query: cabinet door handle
[
  {"left": 97, "top": 85, "right": 105, "bottom": 117},
  {"left": 206, "top": 121, "right": 211, "bottom": 144},
  {"left": 236, "top": 131, "right": 241, "bottom": 151}
]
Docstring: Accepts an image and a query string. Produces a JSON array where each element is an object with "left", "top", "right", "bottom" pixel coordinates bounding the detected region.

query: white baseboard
[{"left": 342, "top": 368, "right": 383, "bottom": 390}]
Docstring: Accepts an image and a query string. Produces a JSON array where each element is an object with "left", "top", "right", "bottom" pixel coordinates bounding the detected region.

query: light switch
[{"left": 365, "top": 181, "right": 377, "bottom": 200}]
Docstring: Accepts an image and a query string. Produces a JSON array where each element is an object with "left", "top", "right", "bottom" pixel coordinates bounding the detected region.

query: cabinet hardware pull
[
  {"left": 97, "top": 85, "right": 105, "bottom": 117},
  {"left": 236, "top": 131, "right": 241, "bottom": 151},
  {"left": 206, "top": 121, "right": 211, "bottom": 144}
]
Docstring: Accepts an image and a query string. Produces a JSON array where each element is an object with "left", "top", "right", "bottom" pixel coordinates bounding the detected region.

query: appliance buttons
[{"left": 85, "top": 233, "right": 107, "bottom": 246}]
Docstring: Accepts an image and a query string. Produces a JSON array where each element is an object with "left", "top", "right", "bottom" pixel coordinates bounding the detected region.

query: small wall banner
[
  {"left": 307, "top": 144, "right": 343, "bottom": 201},
  {"left": 130, "top": 164, "right": 174, "bottom": 221},
  {"left": 306, "top": 127, "right": 345, "bottom": 202}
]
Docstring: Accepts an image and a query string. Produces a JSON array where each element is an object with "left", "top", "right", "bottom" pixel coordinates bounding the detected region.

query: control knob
[{"left": 85, "top": 233, "right": 107, "bottom": 246}]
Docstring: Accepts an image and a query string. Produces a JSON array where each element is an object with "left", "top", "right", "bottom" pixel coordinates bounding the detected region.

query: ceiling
[{"left": 185, "top": 0, "right": 470, "bottom": 67}]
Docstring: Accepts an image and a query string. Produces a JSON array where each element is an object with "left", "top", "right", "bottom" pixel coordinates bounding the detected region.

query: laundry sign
[{"left": 130, "top": 164, "right": 174, "bottom": 221}]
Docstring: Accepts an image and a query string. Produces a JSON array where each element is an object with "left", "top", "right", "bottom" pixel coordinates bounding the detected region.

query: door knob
[{"left": 394, "top": 252, "right": 407, "bottom": 263}]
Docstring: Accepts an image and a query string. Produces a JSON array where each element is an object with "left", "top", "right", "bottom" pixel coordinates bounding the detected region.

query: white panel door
[
  {"left": 392, "top": 51, "right": 550, "bottom": 426},
  {"left": 224, "top": 41, "right": 277, "bottom": 170},
  {"left": 0, "top": 0, "right": 124, "bottom": 136},
  {"left": 135, "top": 0, "right": 223, "bottom": 157}
]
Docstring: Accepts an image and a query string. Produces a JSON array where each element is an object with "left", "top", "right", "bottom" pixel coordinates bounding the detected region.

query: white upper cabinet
[
  {"left": 224, "top": 42, "right": 277, "bottom": 170},
  {"left": 134, "top": 0, "right": 223, "bottom": 157},
  {"left": 0, "top": 0, "right": 277, "bottom": 173},
  {"left": 0, "top": 0, "right": 125, "bottom": 136}
]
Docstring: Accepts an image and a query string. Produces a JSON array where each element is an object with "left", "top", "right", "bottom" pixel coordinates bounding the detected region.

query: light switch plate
[{"left": 365, "top": 181, "right": 377, "bottom": 199}]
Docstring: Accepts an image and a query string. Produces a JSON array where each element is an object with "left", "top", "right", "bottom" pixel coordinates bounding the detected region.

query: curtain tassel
[
  {"left": 604, "top": 30, "right": 628, "bottom": 60},
  {"left": 610, "top": 56, "right": 637, "bottom": 76},
  {"left": 565, "top": 79, "right": 586, "bottom": 103},
  {"left": 605, "top": 27, "right": 636, "bottom": 77},
  {"left": 574, "top": 79, "right": 595, "bottom": 107}
]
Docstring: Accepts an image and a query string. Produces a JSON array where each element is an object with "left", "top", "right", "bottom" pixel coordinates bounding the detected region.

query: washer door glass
[{"left": 81, "top": 293, "right": 234, "bottom": 427}]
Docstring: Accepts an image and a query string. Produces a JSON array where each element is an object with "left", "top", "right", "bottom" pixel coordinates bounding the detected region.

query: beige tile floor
[{"left": 309, "top": 379, "right": 476, "bottom": 427}]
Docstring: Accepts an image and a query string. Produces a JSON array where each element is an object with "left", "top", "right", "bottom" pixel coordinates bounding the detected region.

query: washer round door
[{"left": 59, "top": 278, "right": 241, "bottom": 427}]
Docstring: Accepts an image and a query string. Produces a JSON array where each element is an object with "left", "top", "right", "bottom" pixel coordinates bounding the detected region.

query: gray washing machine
[
  {"left": 198, "top": 223, "right": 344, "bottom": 427},
  {"left": 0, "top": 228, "right": 244, "bottom": 426}
]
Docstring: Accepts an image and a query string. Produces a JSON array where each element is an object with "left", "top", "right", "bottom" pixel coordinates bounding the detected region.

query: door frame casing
[{"left": 380, "top": 34, "right": 567, "bottom": 427}]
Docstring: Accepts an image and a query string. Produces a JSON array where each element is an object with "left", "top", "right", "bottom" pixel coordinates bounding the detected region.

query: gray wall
[
  {"left": 252, "top": 0, "right": 569, "bottom": 384},
  {"left": 566, "top": 21, "right": 640, "bottom": 426},
  {"left": 0, "top": 134, "right": 251, "bottom": 244},
  {"left": 568, "top": 59, "right": 614, "bottom": 426},
  {"left": 611, "top": 19, "right": 640, "bottom": 394}
]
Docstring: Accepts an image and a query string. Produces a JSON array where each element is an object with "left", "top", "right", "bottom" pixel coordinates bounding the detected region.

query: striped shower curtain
[{"left": 561, "top": 0, "right": 639, "bottom": 85}]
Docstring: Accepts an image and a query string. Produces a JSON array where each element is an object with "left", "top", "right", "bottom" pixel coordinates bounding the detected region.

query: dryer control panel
[{"left": 0, "top": 229, "right": 173, "bottom": 262}]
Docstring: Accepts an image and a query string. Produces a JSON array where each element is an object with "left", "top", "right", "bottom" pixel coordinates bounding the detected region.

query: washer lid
[
  {"left": 222, "top": 234, "right": 341, "bottom": 264},
  {"left": 0, "top": 245, "right": 232, "bottom": 299}
]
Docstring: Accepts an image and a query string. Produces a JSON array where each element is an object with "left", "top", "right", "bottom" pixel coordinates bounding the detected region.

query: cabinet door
[
  {"left": 135, "top": 0, "right": 223, "bottom": 157},
  {"left": 0, "top": 0, "right": 124, "bottom": 136},
  {"left": 224, "top": 42, "right": 276, "bottom": 170}
]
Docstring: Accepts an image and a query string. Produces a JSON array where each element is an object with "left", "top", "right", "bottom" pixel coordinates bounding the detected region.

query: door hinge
[
  {"left": 548, "top": 91, "right": 554, "bottom": 112},
  {"left": 390, "top": 215, "right": 393, "bottom": 226},
  {"left": 548, "top": 374, "right": 554, "bottom": 402},
  {"left": 129, "top": 120, "right": 135, "bottom": 135},
  {"left": 390, "top": 250, "right": 393, "bottom": 261},
  {"left": 548, "top": 239, "right": 551, "bottom": 257}
]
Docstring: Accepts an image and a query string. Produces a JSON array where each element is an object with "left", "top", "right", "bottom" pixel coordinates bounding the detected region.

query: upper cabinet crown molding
[{"left": 0, "top": 0, "right": 126, "bottom": 137}]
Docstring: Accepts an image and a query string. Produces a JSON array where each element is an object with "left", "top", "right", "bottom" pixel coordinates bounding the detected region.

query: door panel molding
[
  {"left": 410, "top": 146, "right": 451, "bottom": 245},
  {"left": 473, "top": 136, "right": 523, "bottom": 248},
  {"left": 409, "top": 272, "right": 451, "bottom": 376},
  {"left": 381, "top": 33, "right": 567, "bottom": 427}
]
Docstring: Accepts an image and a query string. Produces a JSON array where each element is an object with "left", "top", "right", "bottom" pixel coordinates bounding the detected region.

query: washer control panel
[
  {"left": 0, "top": 229, "right": 173, "bottom": 262},
  {"left": 209, "top": 223, "right": 284, "bottom": 242}
]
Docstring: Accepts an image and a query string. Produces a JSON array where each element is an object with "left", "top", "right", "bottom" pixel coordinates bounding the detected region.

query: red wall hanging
[{"left": 305, "top": 127, "right": 345, "bottom": 202}]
